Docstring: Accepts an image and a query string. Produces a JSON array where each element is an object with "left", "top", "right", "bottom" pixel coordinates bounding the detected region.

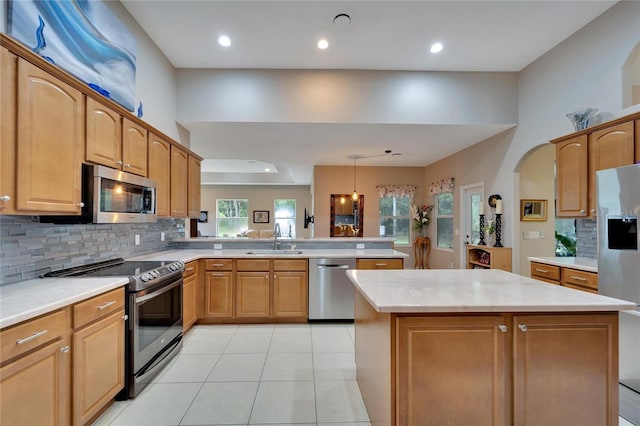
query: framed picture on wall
[
  {"left": 520, "top": 199, "right": 547, "bottom": 221},
  {"left": 253, "top": 210, "right": 269, "bottom": 223}
]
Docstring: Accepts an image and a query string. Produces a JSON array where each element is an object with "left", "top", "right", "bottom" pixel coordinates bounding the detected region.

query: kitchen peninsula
[{"left": 347, "top": 268, "right": 636, "bottom": 426}]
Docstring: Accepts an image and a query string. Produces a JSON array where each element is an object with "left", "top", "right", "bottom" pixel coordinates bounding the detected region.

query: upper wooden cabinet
[
  {"left": 1, "top": 47, "right": 18, "bottom": 214},
  {"left": 85, "top": 97, "right": 122, "bottom": 170},
  {"left": 188, "top": 155, "right": 201, "bottom": 219},
  {"left": 148, "top": 133, "right": 171, "bottom": 217},
  {"left": 122, "top": 118, "right": 148, "bottom": 177},
  {"left": 170, "top": 146, "right": 188, "bottom": 217},
  {"left": 16, "top": 58, "right": 84, "bottom": 214},
  {"left": 553, "top": 116, "right": 637, "bottom": 218},
  {"left": 636, "top": 119, "right": 640, "bottom": 163}
]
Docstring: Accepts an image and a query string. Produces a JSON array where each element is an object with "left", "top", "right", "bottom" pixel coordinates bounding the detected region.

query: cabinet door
[
  {"left": 122, "top": 117, "right": 148, "bottom": 176},
  {"left": 236, "top": 272, "right": 270, "bottom": 318},
  {"left": 17, "top": 59, "right": 84, "bottom": 213},
  {"left": 0, "top": 47, "right": 17, "bottom": 213},
  {"left": 555, "top": 135, "right": 588, "bottom": 217},
  {"left": 588, "top": 121, "right": 634, "bottom": 216},
  {"left": 205, "top": 271, "right": 234, "bottom": 318},
  {"left": 183, "top": 273, "right": 197, "bottom": 331},
  {"left": 188, "top": 155, "right": 201, "bottom": 219},
  {"left": 396, "top": 316, "right": 508, "bottom": 426},
  {"left": 513, "top": 314, "right": 617, "bottom": 426},
  {"left": 0, "top": 336, "right": 71, "bottom": 426},
  {"left": 85, "top": 97, "right": 122, "bottom": 169},
  {"left": 73, "top": 310, "right": 125, "bottom": 426},
  {"left": 273, "top": 271, "right": 307, "bottom": 318},
  {"left": 148, "top": 134, "right": 171, "bottom": 217},
  {"left": 636, "top": 120, "right": 640, "bottom": 163},
  {"left": 170, "top": 146, "right": 188, "bottom": 217}
]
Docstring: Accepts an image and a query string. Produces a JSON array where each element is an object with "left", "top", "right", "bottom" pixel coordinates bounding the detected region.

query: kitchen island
[{"left": 346, "top": 269, "right": 636, "bottom": 426}]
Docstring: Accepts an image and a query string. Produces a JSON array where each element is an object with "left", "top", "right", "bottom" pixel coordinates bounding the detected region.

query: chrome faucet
[{"left": 273, "top": 223, "right": 281, "bottom": 250}]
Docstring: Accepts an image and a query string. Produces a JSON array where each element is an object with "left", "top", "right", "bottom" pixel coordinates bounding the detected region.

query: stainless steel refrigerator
[{"left": 597, "top": 163, "right": 640, "bottom": 425}]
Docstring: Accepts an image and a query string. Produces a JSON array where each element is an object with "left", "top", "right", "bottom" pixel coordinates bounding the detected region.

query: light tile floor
[
  {"left": 94, "top": 323, "right": 636, "bottom": 426},
  {"left": 93, "top": 323, "right": 371, "bottom": 426}
]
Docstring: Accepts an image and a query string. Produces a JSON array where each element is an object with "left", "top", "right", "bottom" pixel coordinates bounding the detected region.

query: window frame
[
  {"left": 379, "top": 196, "right": 412, "bottom": 247},
  {"left": 274, "top": 199, "right": 297, "bottom": 238},
  {"left": 215, "top": 198, "right": 249, "bottom": 237},
  {"left": 434, "top": 192, "right": 454, "bottom": 252}
]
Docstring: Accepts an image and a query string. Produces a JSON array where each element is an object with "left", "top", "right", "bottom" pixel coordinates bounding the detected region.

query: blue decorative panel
[{"left": 8, "top": 0, "right": 136, "bottom": 111}]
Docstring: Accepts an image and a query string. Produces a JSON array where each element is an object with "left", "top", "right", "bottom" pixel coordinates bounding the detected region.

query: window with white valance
[
  {"left": 376, "top": 184, "right": 416, "bottom": 200},
  {"left": 429, "top": 178, "right": 455, "bottom": 195}
]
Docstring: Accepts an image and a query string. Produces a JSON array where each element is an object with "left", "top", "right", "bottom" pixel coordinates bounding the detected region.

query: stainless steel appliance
[
  {"left": 597, "top": 164, "right": 640, "bottom": 425},
  {"left": 309, "top": 258, "right": 356, "bottom": 320},
  {"left": 42, "top": 164, "right": 157, "bottom": 224},
  {"left": 43, "top": 258, "right": 184, "bottom": 398}
]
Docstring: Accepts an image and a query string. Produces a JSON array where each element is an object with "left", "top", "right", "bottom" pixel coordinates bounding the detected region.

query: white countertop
[
  {"left": 528, "top": 256, "right": 598, "bottom": 273},
  {"left": 177, "top": 237, "right": 397, "bottom": 243},
  {"left": 130, "top": 249, "right": 408, "bottom": 263},
  {"left": 0, "top": 277, "right": 128, "bottom": 329},
  {"left": 347, "top": 269, "right": 636, "bottom": 313}
]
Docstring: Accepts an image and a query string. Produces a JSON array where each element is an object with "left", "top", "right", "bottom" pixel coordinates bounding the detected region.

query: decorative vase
[
  {"left": 566, "top": 107, "right": 597, "bottom": 131},
  {"left": 485, "top": 231, "right": 494, "bottom": 247}
]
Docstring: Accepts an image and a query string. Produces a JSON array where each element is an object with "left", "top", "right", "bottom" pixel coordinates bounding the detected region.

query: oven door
[{"left": 131, "top": 276, "right": 183, "bottom": 373}]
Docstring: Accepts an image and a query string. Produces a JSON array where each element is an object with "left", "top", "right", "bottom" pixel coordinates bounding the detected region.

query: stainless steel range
[{"left": 44, "top": 258, "right": 185, "bottom": 398}]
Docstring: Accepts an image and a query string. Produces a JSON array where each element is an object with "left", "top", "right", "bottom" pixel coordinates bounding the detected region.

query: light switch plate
[
  {"left": 160, "top": 232, "right": 165, "bottom": 241},
  {"left": 134, "top": 234, "right": 140, "bottom": 245},
  {"left": 356, "top": 243, "right": 365, "bottom": 249},
  {"left": 214, "top": 243, "right": 223, "bottom": 250}
]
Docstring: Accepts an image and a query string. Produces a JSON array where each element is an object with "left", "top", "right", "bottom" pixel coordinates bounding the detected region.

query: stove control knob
[
  {"left": 169, "top": 264, "right": 176, "bottom": 271},
  {"left": 140, "top": 273, "right": 150, "bottom": 282},
  {"left": 151, "top": 270, "right": 159, "bottom": 277}
]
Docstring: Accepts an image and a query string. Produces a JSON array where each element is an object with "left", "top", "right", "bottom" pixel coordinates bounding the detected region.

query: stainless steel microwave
[{"left": 41, "top": 164, "right": 157, "bottom": 224}]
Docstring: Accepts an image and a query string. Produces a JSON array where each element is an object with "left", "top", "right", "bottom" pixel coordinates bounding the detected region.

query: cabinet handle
[
  {"left": 97, "top": 300, "right": 116, "bottom": 310},
  {"left": 518, "top": 324, "right": 528, "bottom": 332},
  {"left": 116, "top": 160, "right": 123, "bottom": 165},
  {"left": 0, "top": 195, "right": 10, "bottom": 202},
  {"left": 570, "top": 275, "right": 588, "bottom": 282},
  {"left": 210, "top": 263, "right": 224, "bottom": 267},
  {"left": 265, "top": 275, "right": 269, "bottom": 279},
  {"left": 16, "top": 329, "right": 48, "bottom": 345},
  {"left": 375, "top": 263, "right": 387, "bottom": 267},
  {"left": 122, "top": 314, "right": 128, "bottom": 321},
  {"left": 211, "top": 273, "right": 225, "bottom": 277},
  {"left": 590, "top": 209, "right": 597, "bottom": 214},
  {"left": 78, "top": 202, "right": 85, "bottom": 208},
  {"left": 274, "top": 274, "right": 278, "bottom": 279},
  {"left": 185, "top": 267, "right": 195, "bottom": 273},
  {"left": 498, "top": 324, "right": 508, "bottom": 333},
  {"left": 580, "top": 210, "right": 585, "bottom": 214},
  {"left": 535, "top": 268, "right": 548, "bottom": 273},
  {"left": 60, "top": 345, "right": 70, "bottom": 353},
  {"left": 125, "top": 163, "right": 131, "bottom": 168}
]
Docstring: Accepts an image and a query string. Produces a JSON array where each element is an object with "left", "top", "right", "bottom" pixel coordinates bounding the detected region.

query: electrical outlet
[
  {"left": 160, "top": 232, "right": 165, "bottom": 241},
  {"left": 134, "top": 234, "right": 140, "bottom": 245},
  {"left": 214, "top": 244, "right": 223, "bottom": 250},
  {"left": 356, "top": 243, "right": 365, "bottom": 249}
]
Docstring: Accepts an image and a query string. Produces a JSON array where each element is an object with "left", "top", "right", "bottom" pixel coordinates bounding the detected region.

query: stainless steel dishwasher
[{"left": 309, "top": 258, "right": 357, "bottom": 320}]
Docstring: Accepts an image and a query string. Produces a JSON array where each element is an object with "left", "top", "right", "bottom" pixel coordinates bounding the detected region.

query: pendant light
[{"left": 352, "top": 156, "right": 359, "bottom": 201}]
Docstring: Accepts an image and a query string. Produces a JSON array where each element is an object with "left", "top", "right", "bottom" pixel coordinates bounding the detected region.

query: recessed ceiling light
[
  {"left": 317, "top": 39, "right": 329, "bottom": 50},
  {"left": 218, "top": 35, "right": 231, "bottom": 47},
  {"left": 430, "top": 42, "right": 443, "bottom": 54},
  {"left": 264, "top": 168, "right": 270, "bottom": 172}
]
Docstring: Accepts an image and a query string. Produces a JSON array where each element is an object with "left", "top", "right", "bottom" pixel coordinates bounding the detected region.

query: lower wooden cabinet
[
  {"left": 236, "top": 271, "right": 271, "bottom": 318},
  {"left": 0, "top": 310, "right": 72, "bottom": 426},
  {"left": 356, "top": 258, "right": 404, "bottom": 269},
  {"left": 530, "top": 261, "right": 598, "bottom": 293},
  {"left": 183, "top": 261, "right": 198, "bottom": 332}
]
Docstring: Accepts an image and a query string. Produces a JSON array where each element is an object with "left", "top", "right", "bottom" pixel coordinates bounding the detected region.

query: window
[
  {"left": 435, "top": 192, "right": 454, "bottom": 249},
  {"left": 216, "top": 199, "right": 248, "bottom": 237},
  {"left": 379, "top": 197, "right": 411, "bottom": 245},
  {"left": 274, "top": 199, "right": 296, "bottom": 238}
]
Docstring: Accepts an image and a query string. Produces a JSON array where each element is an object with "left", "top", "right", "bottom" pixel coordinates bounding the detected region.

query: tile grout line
[{"left": 246, "top": 326, "right": 275, "bottom": 425}]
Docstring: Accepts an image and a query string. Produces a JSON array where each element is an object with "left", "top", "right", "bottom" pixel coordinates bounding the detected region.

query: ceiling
[{"left": 122, "top": 0, "right": 616, "bottom": 185}]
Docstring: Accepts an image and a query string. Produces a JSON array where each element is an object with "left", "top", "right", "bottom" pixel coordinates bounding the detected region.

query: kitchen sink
[{"left": 245, "top": 250, "right": 304, "bottom": 255}]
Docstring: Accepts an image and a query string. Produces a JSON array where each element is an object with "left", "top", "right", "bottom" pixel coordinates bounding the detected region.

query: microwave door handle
[{"left": 136, "top": 278, "right": 183, "bottom": 304}]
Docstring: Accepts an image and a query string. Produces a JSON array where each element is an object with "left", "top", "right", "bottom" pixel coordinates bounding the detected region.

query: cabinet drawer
[
  {"left": 236, "top": 259, "right": 270, "bottom": 272},
  {"left": 184, "top": 261, "right": 198, "bottom": 278},
  {"left": 273, "top": 259, "right": 307, "bottom": 271},
  {"left": 204, "top": 259, "right": 233, "bottom": 271},
  {"left": 562, "top": 268, "right": 598, "bottom": 291},
  {"left": 1, "top": 309, "right": 68, "bottom": 363},
  {"left": 530, "top": 262, "right": 561, "bottom": 281},
  {"left": 357, "top": 258, "right": 404, "bottom": 269},
  {"left": 73, "top": 287, "right": 125, "bottom": 329}
]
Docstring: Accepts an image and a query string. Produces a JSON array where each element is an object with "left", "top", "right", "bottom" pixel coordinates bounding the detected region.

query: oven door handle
[{"left": 136, "top": 278, "right": 183, "bottom": 304}]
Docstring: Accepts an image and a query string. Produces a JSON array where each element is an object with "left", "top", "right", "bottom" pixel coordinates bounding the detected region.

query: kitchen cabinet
[
  {"left": 236, "top": 259, "right": 271, "bottom": 318},
  {"left": 1, "top": 47, "right": 17, "bottom": 214},
  {"left": 530, "top": 261, "right": 561, "bottom": 284},
  {"left": 0, "top": 309, "right": 72, "bottom": 426},
  {"left": 273, "top": 259, "right": 308, "bottom": 319},
  {"left": 555, "top": 135, "right": 589, "bottom": 217},
  {"left": 466, "top": 245, "right": 512, "bottom": 271},
  {"left": 121, "top": 118, "right": 148, "bottom": 177},
  {"left": 203, "top": 259, "right": 234, "bottom": 319},
  {"left": 85, "top": 97, "right": 122, "bottom": 170},
  {"left": 183, "top": 260, "right": 199, "bottom": 332},
  {"left": 72, "top": 287, "right": 125, "bottom": 426},
  {"left": 170, "top": 145, "right": 188, "bottom": 217},
  {"left": 530, "top": 261, "right": 598, "bottom": 293},
  {"left": 16, "top": 58, "right": 84, "bottom": 213},
  {"left": 356, "top": 258, "right": 404, "bottom": 269},
  {"left": 148, "top": 133, "right": 171, "bottom": 217},
  {"left": 636, "top": 119, "right": 640, "bottom": 163},
  {"left": 188, "top": 155, "right": 201, "bottom": 219}
]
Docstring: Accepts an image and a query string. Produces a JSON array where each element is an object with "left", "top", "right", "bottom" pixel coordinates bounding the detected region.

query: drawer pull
[
  {"left": 210, "top": 263, "right": 224, "bottom": 267},
  {"left": 97, "top": 301, "right": 116, "bottom": 310},
  {"left": 16, "top": 329, "right": 48, "bottom": 345},
  {"left": 570, "top": 276, "right": 588, "bottom": 282},
  {"left": 498, "top": 324, "right": 508, "bottom": 333},
  {"left": 519, "top": 324, "right": 528, "bottom": 332},
  {"left": 535, "top": 268, "right": 549, "bottom": 273},
  {"left": 211, "top": 273, "right": 225, "bottom": 277},
  {"left": 375, "top": 263, "right": 387, "bottom": 267},
  {"left": 0, "top": 195, "right": 11, "bottom": 202},
  {"left": 185, "top": 267, "right": 195, "bottom": 273}
]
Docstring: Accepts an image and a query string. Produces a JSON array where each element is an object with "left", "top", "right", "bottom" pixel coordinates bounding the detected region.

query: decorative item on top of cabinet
[
  {"left": 466, "top": 244, "right": 512, "bottom": 271},
  {"left": 148, "top": 133, "right": 171, "bottom": 217},
  {"left": 188, "top": 155, "right": 201, "bottom": 219},
  {"left": 0, "top": 309, "right": 72, "bottom": 426},
  {"left": 170, "top": 145, "right": 188, "bottom": 218},
  {"left": 183, "top": 261, "right": 199, "bottom": 332}
]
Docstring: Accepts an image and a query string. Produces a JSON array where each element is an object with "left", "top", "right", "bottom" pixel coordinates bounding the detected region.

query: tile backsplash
[
  {"left": 0, "top": 216, "right": 185, "bottom": 285},
  {"left": 576, "top": 218, "right": 597, "bottom": 259}
]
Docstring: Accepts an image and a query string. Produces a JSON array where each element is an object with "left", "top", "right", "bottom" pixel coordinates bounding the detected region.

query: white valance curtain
[
  {"left": 429, "top": 178, "right": 455, "bottom": 195},
  {"left": 376, "top": 184, "right": 416, "bottom": 200}
]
